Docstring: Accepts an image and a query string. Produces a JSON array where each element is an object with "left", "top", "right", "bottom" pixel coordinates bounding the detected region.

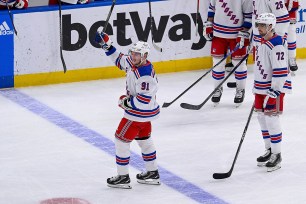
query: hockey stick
[
  {"left": 103, "top": 0, "right": 116, "bottom": 32},
  {"left": 226, "top": 32, "right": 253, "bottom": 89},
  {"left": 6, "top": 1, "right": 17, "bottom": 36},
  {"left": 195, "top": 0, "right": 200, "bottom": 36},
  {"left": 213, "top": 105, "right": 255, "bottom": 179},
  {"left": 162, "top": 46, "right": 240, "bottom": 108},
  {"left": 180, "top": 52, "right": 249, "bottom": 110},
  {"left": 58, "top": 0, "right": 67, "bottom": 73},
  {"left": 149, "top": 0, "right": 162, "bottom": 52}
]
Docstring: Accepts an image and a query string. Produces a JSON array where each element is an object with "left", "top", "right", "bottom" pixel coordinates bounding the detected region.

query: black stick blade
[
  {"left": 227, "top": 82, "right": 237, "bottom": 88},
  {"left": 162, "top": 102, "right": 171, "bottom": 108},
  {"left": 213, "top": 172, "right": 231, "bottom": 180},
  {"left": 180, "top": 103, "right": 201, "bottom": 110}
]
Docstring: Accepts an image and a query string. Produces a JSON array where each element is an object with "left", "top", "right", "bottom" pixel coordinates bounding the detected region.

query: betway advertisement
[
  {"left": 296, "top": 0, "right": 306, "bottom": 48},
  {"left": 13, "top": 0, "right": 210, "bottom": 75}
]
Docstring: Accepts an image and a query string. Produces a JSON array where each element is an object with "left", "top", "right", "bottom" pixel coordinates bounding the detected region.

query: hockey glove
[
  {"left": 286, "top": 0, "right": 299, "bottom": 12},
  {"left": 95, "top": 32, "right": 113, "bottom": 50},
  {"left": 236, "top": 30, "right": 250, "bottom": 49},
  {"left": 15, "top": 0, "right": 28, "bottom": 9},
  {"left": 203, "top": 21, "right": 213, "bottom": 41},
  {"left": 263, "top": 89, "right": 281, "bottom": 114},
  {"left": 118, "top": 95, "right": 132, "bottom": 110}
]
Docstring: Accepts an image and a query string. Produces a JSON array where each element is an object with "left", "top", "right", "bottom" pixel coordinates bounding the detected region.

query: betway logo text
[{"left": 62, "top": 11, "right": 205, "bottom": 51}]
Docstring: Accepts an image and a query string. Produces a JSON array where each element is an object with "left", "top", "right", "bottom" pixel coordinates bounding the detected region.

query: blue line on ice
[{"left": 1, "top": 89, "right": 228, "bottom": 204}]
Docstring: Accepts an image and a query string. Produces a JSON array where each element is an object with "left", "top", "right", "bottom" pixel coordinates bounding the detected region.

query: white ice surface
[{"left": 1, "top": 60, "right": 306, "bottom": 204}]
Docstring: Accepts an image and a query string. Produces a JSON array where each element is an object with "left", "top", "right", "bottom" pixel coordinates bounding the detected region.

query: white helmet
[
  {"left": 129, "top": 41, "right": 150, "bottom": 58},
  {"left": 255, "top": 13, "right": 276, "bottom": 29}
]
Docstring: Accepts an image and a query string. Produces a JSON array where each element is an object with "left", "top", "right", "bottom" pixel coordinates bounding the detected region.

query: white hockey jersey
[
  {"left": 105, "top": 46, "right": 160, "bottom": 122},
  {"left": 252, "top": 0, "right": 289, "bottom": 41},
  {"left": 253, "top": 35, "right": 292, "bottom": 95},
  {"left": 208, "top": 0, "right": 253, "bottom": 39}
]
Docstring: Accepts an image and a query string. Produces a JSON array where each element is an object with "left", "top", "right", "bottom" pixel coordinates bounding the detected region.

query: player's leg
[
  {"left": 288, "top": 22, "right": 298, "bottom": 72},
  {"left": 255, "top": 94, "right": 272, "bottom": 167},
  {"left": 211, "top": 37, "right": 227, "bottom": 104},
  {"left": 264, "top": 94, "right": 285, "bottom": 172},
  {"left": 287, "top": 10, "right": 298, "bottom": 72},
  {"left": 230, "top": 40, "right": 247, "bottom": 105},
  {"left": 107, "top": 118, "right": 139, "bottom": 189},
  {"left": 135, "top": 122, "right": 160, "bottom": 185}
]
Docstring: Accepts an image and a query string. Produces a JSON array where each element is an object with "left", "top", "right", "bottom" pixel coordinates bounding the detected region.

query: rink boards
[{"left": 0, "top": 0, "right": 306, "bottom": 88}]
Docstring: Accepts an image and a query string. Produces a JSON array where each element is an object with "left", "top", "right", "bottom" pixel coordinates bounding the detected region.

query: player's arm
[
  {"left": 270, "top": 0, "right": 290, "bottom": 36},
  {"left": 236, "top": 0, "right": 253, "bottom": 48},
  {"left": 203, "top": 0, "right": 215, "bottom": 40},
  {"left": 95, "top": 32, "right": 130, "bottom": 72}
]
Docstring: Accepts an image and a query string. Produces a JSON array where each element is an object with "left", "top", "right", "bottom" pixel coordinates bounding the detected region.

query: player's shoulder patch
[
  {"left": 134, "top": 61, "right": 153, "bottom": 78},
  {"left": 265, "top": 35, "right": 283, "bottom": 50}
]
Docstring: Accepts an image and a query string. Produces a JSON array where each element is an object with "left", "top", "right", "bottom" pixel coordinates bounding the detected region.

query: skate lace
[
  {"left": 269, "top": 154, "right": 278, "bottom": 163},
  {"left": 235, "top": 89, "right": 244, "bottom": 98},
  {"left": 109, "top": 175, "right": 120, "bottom": 181},
  {"left": 140, "top": 171, "right": 149, "bottom": 177},
  {"left": 289, "top": 58, "right": 297, "bottom": 66},
  {"left": 213, "top": 87, "right": 223, "bottom": 97},
  {"left": 263, "top": 149, "right": 270, "bottom": 157}
]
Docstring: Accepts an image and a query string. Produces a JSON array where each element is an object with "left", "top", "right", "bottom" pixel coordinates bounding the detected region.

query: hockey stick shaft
[
  {"left": 58, "top": 0, "right": 67, "bottom": 73},
  {"left": 162, "top": 46, "right": 240, "bottom": 108},
  {"left": 103, "top": 0, "right": 116, "bottom": 32},
  {"left": 6, "top": 1, "right": 17, "bottom": 36},
  {"left": 180, "top": 52, "right": 249, "bottom": 110},
  {"left": 195, "top": 0, "right": 199, "bottom": 36},
  {"left": 180, "top": 32, "right": 254, "bottom": 110},
  {"left": 213, "top": 105, "right": 255, "bottom": 179},
  {"left": 149, "top": 0, "right": 162, "bottom": 52}
]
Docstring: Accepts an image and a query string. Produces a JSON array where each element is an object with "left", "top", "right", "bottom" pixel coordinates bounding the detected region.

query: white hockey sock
[
  {"left": 287, "top": 23, "right": 297, "bottom": 59},
  {"left": 212, "top": 57, "right": 226, "bottom": 88},
  {"left": 232, "top": 59, "right": 247, "bottom": 90},
  {"left": 257, "top": 112, "right": 271, "bottom": 150},
  {"left": 137, "top": 137, "right": 158, "bottom": 172},
  {"left": 265, "top": 115, "right": 282, "bottom": 154},
  {"left": 115, "top": 138, "right": 131, "bottom": 175}
]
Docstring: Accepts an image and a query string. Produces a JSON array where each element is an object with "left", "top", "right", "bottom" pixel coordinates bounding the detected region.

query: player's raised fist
[{"left": 95, "top": 32, "right": 112, "bottom": 50}]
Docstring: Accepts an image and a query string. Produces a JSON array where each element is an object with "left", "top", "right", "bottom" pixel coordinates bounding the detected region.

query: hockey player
[
  {"left": 95, "top": 32, "right": 161, "bottom": 189},
  {"left": 0, "top": 0, "right": 28, "bottom": 9},
  {"left": 253, "top": 13, "right": 291, "bottom": 172},
  {"left": 252, "top": 0, "right": 289, "bottom": 50},
  {"left": 203, "top": 0, "right": 253, "bottom": 106},
  {"left": 285, "top": 0, "right": 300, "bottom": 72}
]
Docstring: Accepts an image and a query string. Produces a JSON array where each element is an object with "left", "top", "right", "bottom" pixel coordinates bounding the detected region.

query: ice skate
[
  {"left": 289, "top": 58, "right": 298, "bottom": 72},
  {"left": 257, "top": 148, "right": 271, "bottom": 167},
  {"left": 234, "top": 88, "right": 245, "bottom": 107},
  {"left": 211, "top": 87, "right": 223, "bottom": 106},
  {"left": 136, "top": 170, "right": 161, "bottom": 185},
  {"left": 266, "top": 153, "right": 282, "bottom": 172},
  {"left": 225, "top": 61, "right": 234, "bottom": 72},
  {"left": 107, "top": 174, "right": 132, "bottom": 189}
]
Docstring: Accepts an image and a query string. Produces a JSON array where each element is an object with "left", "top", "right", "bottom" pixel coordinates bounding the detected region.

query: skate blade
[
  {"left": 137, "top": 179, "right": 161, "bottom": 185},
  {"left": 291, "top": 71, "right": 296, "bottom": 77},
  {"left": 257, "top": 162, "right": 267, "bottom": 167},
  {"left": 213, "top": 102, "right": 219, "bottom": 107},
  {"left": 267, "top": 164, "right": 281, "bottom": 172},
  {"left": 235, "top": 103, "right": 242, "bottom": 108},
  {"left": 107, "top": 183, "right": 132, "bottom": 189}
]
